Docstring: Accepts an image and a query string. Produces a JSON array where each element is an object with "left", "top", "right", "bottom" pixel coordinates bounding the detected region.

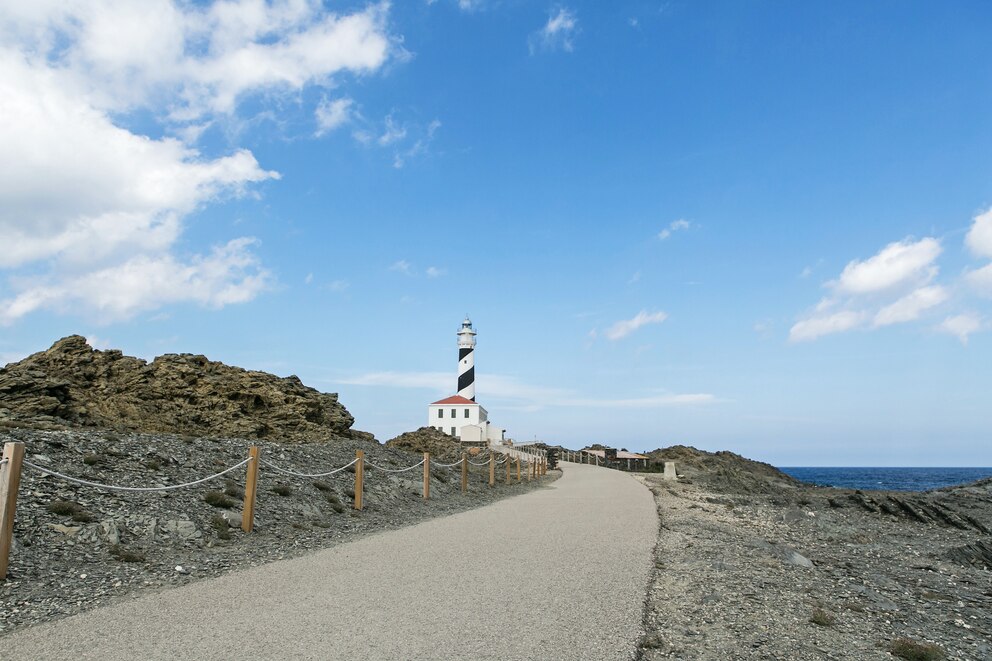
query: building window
[
  {"left": 464, "top": 409, "right": 470, "bottom": 418},
  {"left": 438, "top": 409, "right": 443, "bottom": 418},
  {"left": 451, "top": 409, "right": 456, "bottom": 418},
  {"left": 451, "top": 427, "right": 456, "bottom": 436}
]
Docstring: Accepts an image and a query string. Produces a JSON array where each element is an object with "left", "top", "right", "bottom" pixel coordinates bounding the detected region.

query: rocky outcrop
[
  {"left": 385, "top": 426, "right": 464, "bottom": 460},
  {"left": 0, "top": 335, "right": 354, "bottom": 441},
  {"left": 646, "top": 445, "right": 804, "bottom": 495}
]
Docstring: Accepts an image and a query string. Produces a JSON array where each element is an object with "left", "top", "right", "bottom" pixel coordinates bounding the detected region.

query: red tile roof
[{"left": 430, "top": 395, "right": 477, "bottom": 405}]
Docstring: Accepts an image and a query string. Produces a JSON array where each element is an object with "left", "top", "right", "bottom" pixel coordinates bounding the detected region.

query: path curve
[{"left": 4, "top": 462, "right": 657, "bottom": 660}]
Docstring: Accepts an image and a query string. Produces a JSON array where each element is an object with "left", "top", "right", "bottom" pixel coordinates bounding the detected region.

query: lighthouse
[
  {"left": 428, "top": 316, "right": 504, "bottom": 443},
  {"left": 457, "top": 316, "right": 476, "bottom": 401}
]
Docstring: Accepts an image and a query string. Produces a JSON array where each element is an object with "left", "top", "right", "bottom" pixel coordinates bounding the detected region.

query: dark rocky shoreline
[
  {"left": 0, "top": 427, "right": 552, "bottom": 635},
  {"left": 636, "top": 449, "right": 992, "bottom": 661}
]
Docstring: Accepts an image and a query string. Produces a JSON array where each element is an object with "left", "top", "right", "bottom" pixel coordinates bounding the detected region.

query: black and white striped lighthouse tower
[{"left": 457, "top": 316, "right": 477, "bottom": 401}]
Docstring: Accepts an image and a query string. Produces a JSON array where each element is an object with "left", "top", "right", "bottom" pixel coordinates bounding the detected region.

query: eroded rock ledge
[{"left": 0, "top": 335, "right": 354, "bottom": 441}]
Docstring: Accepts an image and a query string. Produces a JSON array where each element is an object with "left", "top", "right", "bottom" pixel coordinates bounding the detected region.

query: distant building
[{"left": 581, "top": 448, "right": 649, "bottom": 471}]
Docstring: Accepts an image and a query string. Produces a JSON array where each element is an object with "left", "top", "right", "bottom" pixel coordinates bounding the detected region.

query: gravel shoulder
[
  {"left": 3, "top": 462, "right": 657, "bottom": 660},
  {"left": 1, "top": 428, "right": 552, "bottom": 635},
  {"left": 637, "top": 474, "right": 992, "bottom": 661}
]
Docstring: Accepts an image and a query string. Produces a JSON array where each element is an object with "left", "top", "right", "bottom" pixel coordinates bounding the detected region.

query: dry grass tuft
[
  {"left": 889, "top": 638, "right": 946, "bottom": 661},
  {"left": 204, "top": 491, "right": 236, "bottom": 509}
]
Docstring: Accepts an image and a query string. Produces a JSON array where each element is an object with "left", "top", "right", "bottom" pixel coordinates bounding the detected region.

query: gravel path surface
[{"left": 4, "top": 462, "right": 657, "bottom": 660}]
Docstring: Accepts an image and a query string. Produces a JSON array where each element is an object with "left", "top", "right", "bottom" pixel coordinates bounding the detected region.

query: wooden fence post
[
  {"left": 461, "top": 452, "right": 468, "bottom": 493},
  {"left": 505, "top": 456, "right": 510, "bottom": 483},
  {"left": 355, "top": 450, "right": 364, "bottom": 510},
  {"left": 423, "top": 452, "right": 430, "bottom": 500},
  {"left": 241, "top": 446, "right": 260, "bottom": 533},
  {"left": 0, "top": 442, "right": 25, "bottom": 580},
  {"left": 516, "top": 457, "right": 521, "bottom": 482},
  {"left": 526, "top": 460, "right": 531, "bottom": 481},
  {"left": 489, "top": 453, "right": 495, "bottom": 487}
]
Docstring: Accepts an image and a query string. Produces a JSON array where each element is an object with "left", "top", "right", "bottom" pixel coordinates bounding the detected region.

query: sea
[{"left": 778, "top": 467, "right": 992, "bottom": 492}]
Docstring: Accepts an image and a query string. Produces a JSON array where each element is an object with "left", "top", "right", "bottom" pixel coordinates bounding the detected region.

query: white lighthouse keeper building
[{"left": 428, "top": 317, "right": 505, "bottom": 443}]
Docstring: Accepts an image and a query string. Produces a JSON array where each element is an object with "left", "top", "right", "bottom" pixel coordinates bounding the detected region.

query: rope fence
[
  {"left": 0, "top": 441, "right": 551, "bottom": 580},
  {"left": 21, "top": 458, "right": 251, "bottom": 492},
  {"left": 365, "top": 459, "right": 425, "bottom": 473},
  {"left": 259, "top": 457, "right": 358, "bottom": 479}
]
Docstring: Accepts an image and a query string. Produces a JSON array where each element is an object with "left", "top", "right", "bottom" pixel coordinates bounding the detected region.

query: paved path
[{"left": 5, "top": 463, "right": 657, "bottom": 660}]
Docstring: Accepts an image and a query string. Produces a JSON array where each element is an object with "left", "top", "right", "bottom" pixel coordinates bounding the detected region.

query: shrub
[
  {"left": 330, "top": 502, "right": 346, "bottom": 514},
  {"left": 110, "top": 545, "right": 146, "bottom": 563},
  {"left": 82, "top": 453, "right": 105, "bottom": 466},
  {"left": 47, "top": 500, "right": 82, "bottom": 516},
  {"left": 325, "top": 493, "right": 341, "bottom": 505},
  {"left": 809, "top": 608, "right": 835, "bottom": 627},
  {"left": 313, "top": 481, "right": 333, "bottom": 492},
  {"left": 889, "top": 638, "right": 946, "bottom": 661},
  {"left": 144, "top": 460, "right": 162, "bottom": 471},
  {"left": 71, "top": 511, "right": 96, "bottom": 523},
  {"left": 224, "top": 481, "right": 245, "bottom": 499},
  {"left": 204, "top": 491, "right": 236, "bottom": 509},
  {"left": 210, "top": 515, "right": 232, "bottom": 540},
  {"left": 271, "top": 484, "right": 292, "bottom": 497}
]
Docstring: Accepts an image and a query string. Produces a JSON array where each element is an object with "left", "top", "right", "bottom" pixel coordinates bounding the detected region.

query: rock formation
[
  {"left": 385, "top": 426, "right": 465, "bottom": 459},
  {"left": 0, "top": 335, "right": 354, "bottom": 441}
]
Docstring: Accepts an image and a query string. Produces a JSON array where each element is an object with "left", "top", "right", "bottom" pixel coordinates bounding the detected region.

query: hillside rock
[
  {"left": 385, "top": 427, "right": 465, "bottom": 460},
  {"left": 646, "top": 445, "right": 803, "bottom": 495},
  {"left": 0, "top": 335, "right": 354, "bottom": 441}
]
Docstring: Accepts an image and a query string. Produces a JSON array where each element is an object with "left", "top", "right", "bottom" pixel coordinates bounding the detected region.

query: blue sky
[{"left": 1, "top": 1, "right": 990, "bottom": 465}]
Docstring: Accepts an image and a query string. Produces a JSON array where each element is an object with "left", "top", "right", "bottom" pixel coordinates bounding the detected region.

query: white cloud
[
  {"left": 339, "top": 370, "right": 717, "bottom": 409},
  {"left": 873, "top": 285, "right": 948, "bottom": 327},
  {"left": 0, "top": 1, "right": 393, "bottom": 119},
  {"left": 1, "top": 238, "right": 270, "bottom": 324},
  {"left": 790, "top": 237, "right": 948, "bottom": 342},
  {"left": 834, "top": 237, "right": 941, "bottom": 295},
  {"left": 529, "top": 7, "right": 578, "bottom": 54},
  {"left": 389, "top": 259, "right": 413, "bottom": 274},
  {"left": 789, "top": 310, "right": 866, "bottom": 343},
  {"left": 966, "top": 263, "right": 992, "bottom": 296},
  {"left": 0, "top": 1, "right": 396, "bottom": 324},
  {"left": 315, "top": 97, "right": 353, "bottom": 135},
  {"left": 938, "top": 313, "right": 982, "bottom": 345},
  {"left": 84, "top": 335, "right": 113, "bottom": 350},
  {"left": 324, "top": 279, "right": 350, "bottom": 293},
  {"left": 604, "top": 310, "right": 668, "bottom": 341},
  {"left": 426, "top": 266, "right": 446, "bottom": 278},
  {"left": 377, "top": 115, "right": 407, "bottom": 146},
  {"left": 393, "top": 118, "right": 441, "bottom": 168},
  {"left": 340, "top": 370, "right": 453, "bottom": 392},
  {"left": 965, "top": 207, "right": 992, "bottom": 258},
  {"left": 658, "top": 218, "right": 690, "bottom": 241},
  {"left": 304, "top": 273, "right": 314, "bottom": 285}
]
